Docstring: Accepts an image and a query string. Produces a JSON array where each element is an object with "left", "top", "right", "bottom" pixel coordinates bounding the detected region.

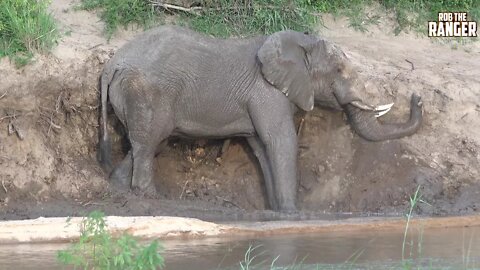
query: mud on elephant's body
[{"left": 99, "top": 26, "right": 423, "bottom": 211}]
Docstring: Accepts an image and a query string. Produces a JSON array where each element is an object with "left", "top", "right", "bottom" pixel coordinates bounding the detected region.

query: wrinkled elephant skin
[{"left": 98, "top": 26, "right": 423, "bottom": 211}]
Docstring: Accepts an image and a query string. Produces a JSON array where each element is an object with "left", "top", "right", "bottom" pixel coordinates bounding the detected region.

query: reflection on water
[
  {"left": 0, "top": 243, "right": 69, "bottom": 270},
  {"left": 0, "top": 225, "right": 479, "bottom": 269}
]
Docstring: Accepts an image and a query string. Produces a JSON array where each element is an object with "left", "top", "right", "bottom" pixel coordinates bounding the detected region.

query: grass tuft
[
  {"left": 179, "top": 0, "right": 318, "bottom": 37},
  {"left": 380, "top": 0, "right": 480, "bottom": 35},
  {"left": 311, "top": 0, "right": 479, "bottom": 35},
  {"left": 0, "top": 0, "right": 58, "bottom": 67},
  {"left": 308, "top": 0, "right": 380, "bottom": 32},
  {"left": 401, "top": 185, "right": 430, "bottom": 269}
]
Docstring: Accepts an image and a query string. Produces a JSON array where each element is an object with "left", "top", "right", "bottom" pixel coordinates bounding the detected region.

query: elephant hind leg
[
  {"left": 129, "top": 122, "right": 173, "bottom": 190},
  {"left": 110, "top": 150, "right": 133, "bottom": 187},
  {"left": 130, "top": 141, "right": 158, "bottom": 191},
  {"left": 110, "top": 141, "right": 169, "bottom": 189},
  {"left": 122, "top": 70, "right": 174, "bottom": 191}
]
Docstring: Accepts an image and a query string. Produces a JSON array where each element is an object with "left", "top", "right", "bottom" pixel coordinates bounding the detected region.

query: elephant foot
[
  {"left": 109, "top": 151, "right": 133, "bottom": 188},
  {"left": 277, "top": 203, "right": 298, "bottom": 213},
  {"left": 109, "top": 165, "right": 132, "bottom": 189},
  {"left": 132, "top": 185, "right": 158, "bottom": 199},
  {"left": 279, "top": 208, "right": 299, "bottom": 214}
]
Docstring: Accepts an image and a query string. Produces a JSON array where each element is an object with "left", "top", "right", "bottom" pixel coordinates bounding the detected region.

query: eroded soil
[{"left": 0, "top": 0, "right": 479, "bottom": 221}]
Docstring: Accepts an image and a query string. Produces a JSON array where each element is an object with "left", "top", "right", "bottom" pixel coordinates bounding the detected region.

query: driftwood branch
[{"left": 149, "top": 2, "right": 202, "bottom": 15}]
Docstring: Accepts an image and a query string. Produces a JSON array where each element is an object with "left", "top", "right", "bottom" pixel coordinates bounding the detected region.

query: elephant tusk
[
  {"left": 374, "top": 103, "right": 394, "bottom": 118},
  {"left": 350, "top": 101, "right": 375, "bottom": 111},
  {"left": 375, "top": 102, "right": 394, "bottom": 112},
  {"left": 375, "top": 108, "right": 390, "bottom": 117}
]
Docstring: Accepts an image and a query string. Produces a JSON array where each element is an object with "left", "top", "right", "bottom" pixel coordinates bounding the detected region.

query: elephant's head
[{"left": 257, "top": 31, "right": 423, "bottom": 141}]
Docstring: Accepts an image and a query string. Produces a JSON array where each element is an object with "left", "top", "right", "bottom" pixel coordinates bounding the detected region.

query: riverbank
[{"left": 2, "top": 214, "right": 480, "bottom": 244}]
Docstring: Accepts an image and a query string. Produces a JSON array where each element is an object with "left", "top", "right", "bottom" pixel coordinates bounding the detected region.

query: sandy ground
[
  {"left": 0, "top": 0, "right": 479, "bottom": 220},
  {"left": 2, "top": 214, "right": 480, "bottom": 244}
]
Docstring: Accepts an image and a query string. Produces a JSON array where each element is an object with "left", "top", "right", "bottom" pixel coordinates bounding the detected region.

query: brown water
[{"left": 1, "top": 225, "right": 479, "bottom": 269}]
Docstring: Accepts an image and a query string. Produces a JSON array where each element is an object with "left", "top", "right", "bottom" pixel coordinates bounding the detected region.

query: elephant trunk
[{"left": 345, "top": 94, "right": 423, "bottom": 141}]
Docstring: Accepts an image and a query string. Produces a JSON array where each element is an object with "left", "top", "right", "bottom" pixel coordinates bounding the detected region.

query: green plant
[
  {"left": 57, "top": 211, "right": 164, "bottom": 270},
  {"left": 79, "top": 0, "right": 158, "bottom": 39},
  {"left": 0, "top": 0, "right": 58, "bottom": 66},
  {"left": 180, "top": 0, "right": 319, "bottom": 37}
]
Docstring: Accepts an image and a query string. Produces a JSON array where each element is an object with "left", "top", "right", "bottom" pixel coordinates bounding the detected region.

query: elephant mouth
[{"left": 350, "top": 100, "right": 394, "bottom": 118}]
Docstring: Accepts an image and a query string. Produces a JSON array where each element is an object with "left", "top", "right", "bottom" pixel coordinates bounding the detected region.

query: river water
[{"left": 1, "top": 225, "right": 479, "bottom": 269}]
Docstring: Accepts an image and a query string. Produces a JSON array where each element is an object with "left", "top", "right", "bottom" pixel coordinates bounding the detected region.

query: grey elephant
[{"left": 99, "top": 26, "right": 423, "bottom": 211}]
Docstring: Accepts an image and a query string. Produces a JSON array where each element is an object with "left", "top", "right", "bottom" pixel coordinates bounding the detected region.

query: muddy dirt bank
[{"left": 0, "top": 0, "right": 479, "bottom": 220}]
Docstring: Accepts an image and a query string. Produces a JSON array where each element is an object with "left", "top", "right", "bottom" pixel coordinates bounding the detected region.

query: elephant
[{"left": 98, "top": 26, "right": 423, "bottom": 211}]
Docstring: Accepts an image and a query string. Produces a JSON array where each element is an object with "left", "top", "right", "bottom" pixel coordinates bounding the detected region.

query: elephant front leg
[
  {"left": 249, "top": 95, "right": 299, "bottom": 211},
  {"left": 250, "top": 114, "right": 298, "bottom": 211},
  {"left": 263, "top": 129, "right": 298, "bottom": 211},
  {"left": 247, "top": 136, "right": 278, "bottom": 210}
]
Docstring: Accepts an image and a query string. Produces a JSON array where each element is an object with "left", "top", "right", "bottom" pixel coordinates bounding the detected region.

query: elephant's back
[
  {"left": 107, "top": 26, "right": 195, "bottom": 66},
  {"left": 103, "top": 25, "right": 265, "bottom": 119},
  {"left": 105, "top": 26, "right": 265, "bottom": 74}
]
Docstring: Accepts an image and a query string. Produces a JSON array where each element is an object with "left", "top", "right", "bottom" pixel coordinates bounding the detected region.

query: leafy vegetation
[
  {"left": 79, "top": 0, "right": 158, "bottom": 39},
  {"left": 81, "top": 0, "right": 479, "bottom": 38},
  {"left": 57, "top": 211, "right": 164, "bottom": 270},
  {"left": 1, "top": 0, "right": 478, "bottom": 66},
  {"left": 0, "top": 0, "right": 58, "bottom": 66}
]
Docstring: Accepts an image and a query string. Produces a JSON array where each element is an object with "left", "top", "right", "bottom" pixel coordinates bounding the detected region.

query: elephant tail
[{"left": 98, "top": 70, "right": 112, "bottom": 172}]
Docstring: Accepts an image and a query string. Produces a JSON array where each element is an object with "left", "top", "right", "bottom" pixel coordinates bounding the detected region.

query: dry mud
[{"left": 0, "top": 0, "right": 479, "bottom": 221}]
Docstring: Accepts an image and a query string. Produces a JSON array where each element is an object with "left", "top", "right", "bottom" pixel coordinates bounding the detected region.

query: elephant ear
[{"left": 257, "top": 31, "right": 317, "bottom": 111}]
